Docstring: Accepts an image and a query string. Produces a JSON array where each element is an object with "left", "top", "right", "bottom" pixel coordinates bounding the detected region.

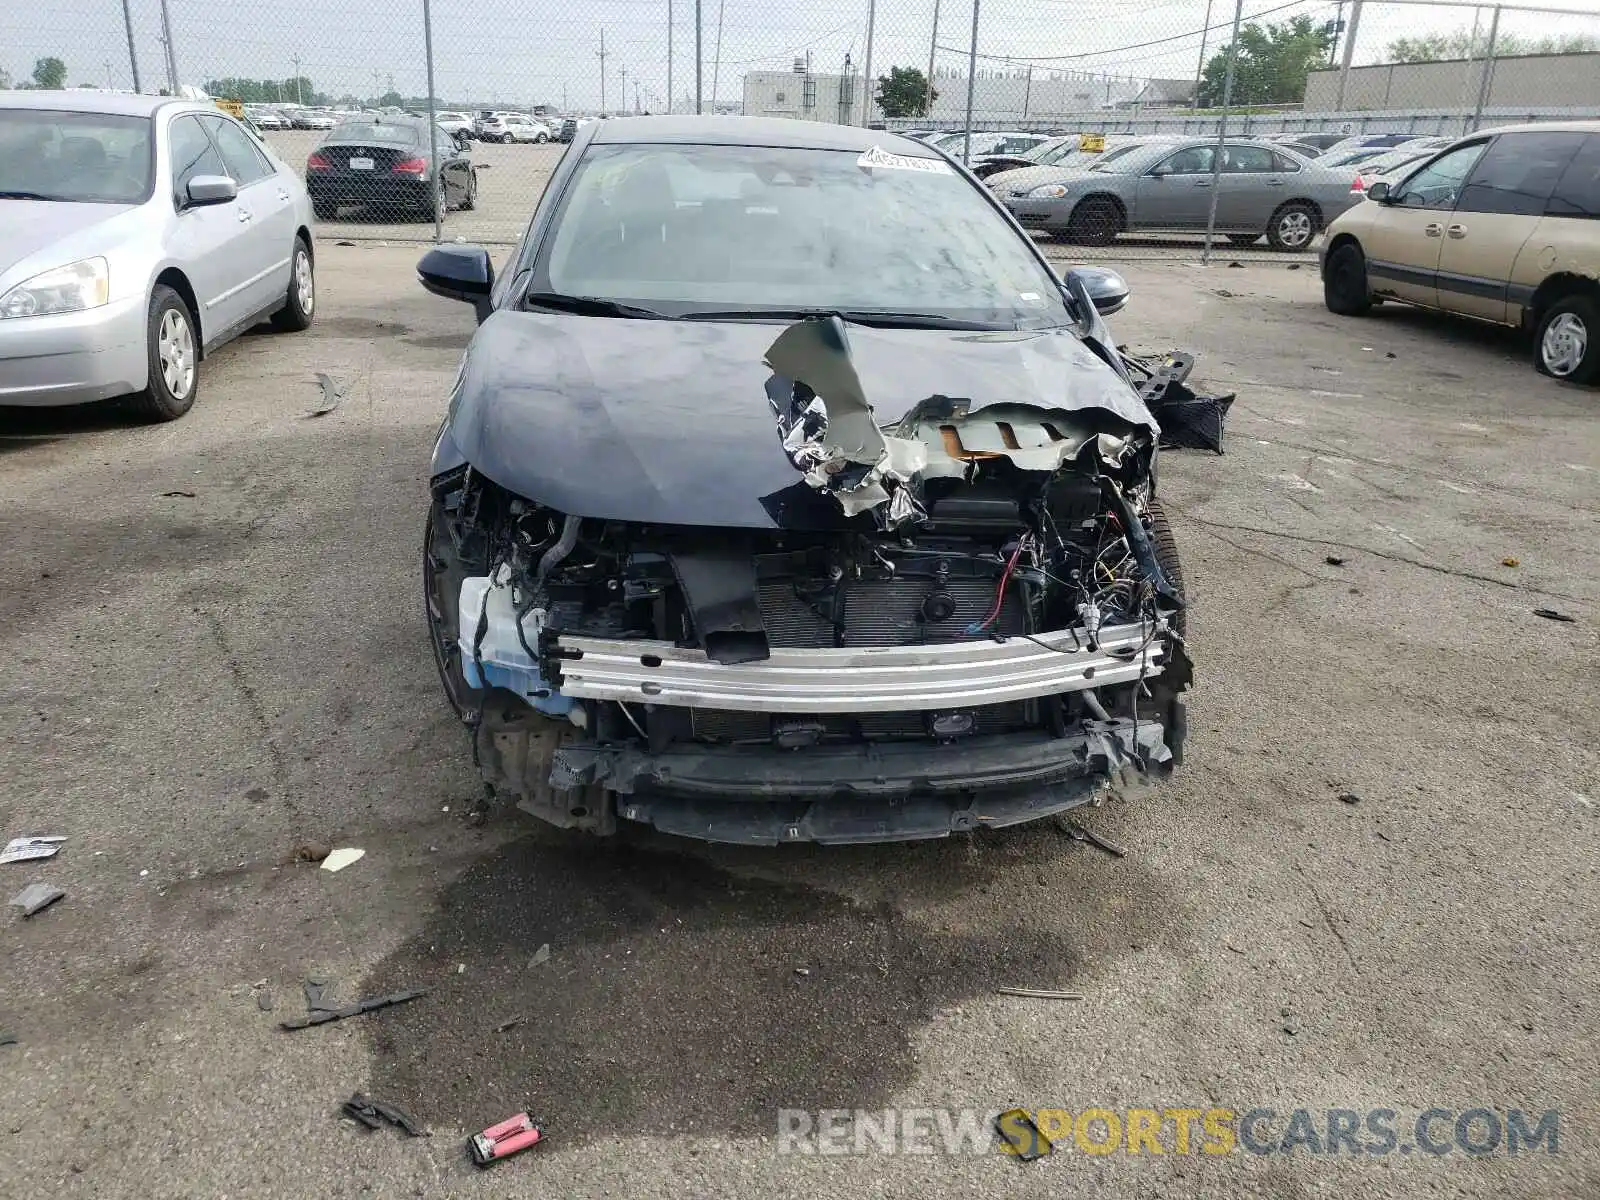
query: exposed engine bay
[{"left": 425, "top": 314, "right": 1193, "bottom": 844}]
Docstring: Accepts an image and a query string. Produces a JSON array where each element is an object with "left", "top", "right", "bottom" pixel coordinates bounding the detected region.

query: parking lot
[
  {"left": 1, "top": 246, "right": 1596, "bottom": 1197},
  {"left": 262, "top": 129, "right": 1326, "bottom": 262}
]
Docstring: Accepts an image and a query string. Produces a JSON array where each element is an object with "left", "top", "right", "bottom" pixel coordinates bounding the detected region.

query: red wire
[{"left": 976, "top": 540, "right": 1025, "bottom": 631}]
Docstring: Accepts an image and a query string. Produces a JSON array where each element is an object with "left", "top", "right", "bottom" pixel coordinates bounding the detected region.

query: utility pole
[
  {"left": 861, "top": 0, "right": 878, "bottom": 125},
  {"left": 635, "top": 80, "right": 641, "bottom": 112},
  {"left": 1335, "top": 0, "right": 1363, "bottom": 111},
  {"left": 597, "top": 29, "right": 608, "bottom": 115},
  {"left": 695, "top": 0, "right": 703, "bottom": 113},
  {"left": 292, "top": 54, "right": 303, "bottom": 104},
  {"left": 961, "top": 0, "right": 980, "bottom": 163},
  {"left": 105, "top": 59, "right": 114, "bottom": 89},
  {"left": 620, "top": 64, "right": 628, "bottom": 113},
  {"left": 1022, "top": 63, "right": 1032, "bottom": 119},
  {"left": 158, "top": 0, "right": 179, "bottom": 93},
  {"left": 120, "top": 0, "right": 141, "bottom": 92},
  {"left": 1470, "top": 5, "right": 1501, "bottom": 131},
  {"left": 1192, "top": 0, "right": 1214, "bottom": 108},
  {"left": 924, "top": 0, "right": 940, "bottom": 118},
  {"left": 711, "top": 0, "right": 725, "bottom": 108}
]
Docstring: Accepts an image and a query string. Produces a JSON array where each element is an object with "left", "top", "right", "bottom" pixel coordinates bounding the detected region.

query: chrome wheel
[
  {"left": 293, "top": 249, "right": 314, "bottom": 316},
  {"left": 158, "top": 307, "right": 194, "bottom": 399},
  {"left": 1277, "top": 209, "right": 1314, "bottom": 248},
  {"left": 1541, "top": 312, "right": 1587, "bottom": 377}
]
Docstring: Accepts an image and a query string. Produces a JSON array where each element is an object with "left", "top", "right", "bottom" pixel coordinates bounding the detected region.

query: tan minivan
[{"left": 1321, "top": 121, "right": 1600, "bottom": 383}]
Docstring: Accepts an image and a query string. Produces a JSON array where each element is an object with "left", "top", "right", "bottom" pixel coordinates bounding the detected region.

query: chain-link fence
[{"left": 9, "top": 0, "right": 1600, "bottom": 259}]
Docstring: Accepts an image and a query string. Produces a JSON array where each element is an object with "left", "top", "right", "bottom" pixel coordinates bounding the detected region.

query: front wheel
[
  {"left": 1267, "top": 202, "right": 1319, "bottom": 251},
  {"left": 535, "top": 131, "right": 549, "bottom": 143},
  {"left": 271, "top": 236, "right": 315, "bottom": 331},
  {"left": 130, "top": 286, "right": 198, "bottom": 422},
  {"left": 1067, "top": 198, "right": 1121, "bottom": 246},
  {"left": 1534, "top": 293, "right": 1600, "bottom": 384},
  {"left": 1322, "top": 242, "right": 1373, "bottom": 316}
]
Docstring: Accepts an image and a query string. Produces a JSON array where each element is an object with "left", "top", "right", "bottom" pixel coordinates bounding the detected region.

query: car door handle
[
  {"left": 1424, "top": 223, "right": 1443, "bottom": 237},
  {"left": 1193, "top": 180, "right": 1211, "bottom": 188},
  {"left": 276, "top": 189, "right": 292, "bottom": 202},
  {"left": 1447, "top": 224, "right": 1467, "bottom": 239},
  {"left": 1267, "top": 178, "right": 1285, "bottom": 186}
]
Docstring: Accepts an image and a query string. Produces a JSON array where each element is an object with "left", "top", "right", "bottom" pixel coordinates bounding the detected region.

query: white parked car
[
  {"left": 478, "top": 113, "right": 549, "bottom": 143},
  {"left": 244, "top": 105, "right": 288, "bottom": 131},
  {"left": 0, "top": 91, "right": 317, "bottom": 420},
  {"left": 434, "top": 110, "right": 473, "bottom": 138}
]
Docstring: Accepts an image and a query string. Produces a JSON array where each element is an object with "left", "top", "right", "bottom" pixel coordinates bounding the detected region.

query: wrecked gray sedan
[{"left": 418, "top": 116, "right": 1191, "bottom": 845}]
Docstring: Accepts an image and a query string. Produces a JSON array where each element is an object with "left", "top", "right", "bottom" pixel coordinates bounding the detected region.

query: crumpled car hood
[{"left": 437, "top": 309, "right": 1155, "bottom": 530}]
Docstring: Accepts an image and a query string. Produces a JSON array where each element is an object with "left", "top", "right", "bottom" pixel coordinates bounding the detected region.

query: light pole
[
  {"left": 158, "top": 0, "right": 179, "bottom": 93},
  {"left": 924, "top": 0, "right": 940, "bottom": 118},
  {"left": 861, "top": 0, "right": 878, "bottom": 126},
  {"left": 598, "top": 29, "right": 608, "bottom": 115},
  {"left": 292, "top": 54, "right": 303, "bottom": 104}
]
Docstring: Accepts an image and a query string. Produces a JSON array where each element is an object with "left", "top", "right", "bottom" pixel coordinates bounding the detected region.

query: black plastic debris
[
  {"left": 1062, "top": 821, "right": 1127, "bottom": 858},
  {"left": 1337, "top": 792, "right": 1362, "bottom": 805},
  {"left": 995, "top": 1108, "right": 1054, "bottom": 1162},
  {"left": 0, "top": 1032, "right": 18, "bottom": 1047},
  {"left": 9, "top": 883, "right": 64, "bottom": 917},
  {"left": 1120, "top": 350, "right": 1235, "bottom": 454},
  {"left": 341, "top": 1092, "right": 426, "bottom": 1137},
  {"left": 1324, "top": 555, "right": 1346, "bottom": 566},
  {"left": 1534, "top": 608, "right": 1576, "bottom": 623},
  {"left": 304, "top": 976, "right": 334, "bottom": 1011},
  {"left": 280, "top": 989, "right": 427, "bottom": 1031}
]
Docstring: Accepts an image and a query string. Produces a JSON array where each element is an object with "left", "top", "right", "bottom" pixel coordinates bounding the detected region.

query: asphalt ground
[
  {"left": 0, "top": 248, "right": 1595, "bottom": 1198},
  {"left": 262, "top": 128, "right": 1323, "bottom": 264}
]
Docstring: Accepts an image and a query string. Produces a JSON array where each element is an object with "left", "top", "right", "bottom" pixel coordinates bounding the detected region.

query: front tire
[
  {"left": 130, "top": 285, "right": 198, "bottom": 422},
  {"left": 271, "top": 236, "right": 315, "bottom": 332},
  {"left": 535, "top": 131, "right": 549, "bottom": 143},
  {"left": 1534, "top": 293, "right": 1600, "bottom": 384},
  {"left": 1067, "top": 197, "right": 1121, "bottom": 246},
  {"left": 1322, "top": 241, "right": 1373, "bottom": 316},
  {"left": 1268, "top": 202, "right": 1319, "bottom": 251}
]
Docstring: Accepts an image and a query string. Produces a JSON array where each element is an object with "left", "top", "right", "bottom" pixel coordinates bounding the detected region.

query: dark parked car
[
  {"left": 305, "top": 115, "right": 476, "bottom": 221},
  {"left": 414, "top": 117, "right": 1191, "bottom": 845}
]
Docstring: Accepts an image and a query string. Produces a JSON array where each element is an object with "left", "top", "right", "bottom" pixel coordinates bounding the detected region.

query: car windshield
[
  {"left": 538, "top": 143, "right": 1072, "bottom": 327},
  {"left": 0, "top": 109, "right": 154, "bottom": 203},
  {"left": 327, "top": 121, "right": 418, "bottom": 144}
]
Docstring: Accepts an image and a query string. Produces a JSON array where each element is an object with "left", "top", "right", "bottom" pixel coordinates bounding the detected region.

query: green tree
[
  {"left": 1197, "top": 17, "right": 1331, "bottom": 107},
  {"left": 376, "top": 90, "right": 405, "bottom": 107},
  {"left": 32, "top": 56, "right": 67, "bottom": 89},
  {"left": 875, "top": 66, "right": 935, "bottom": 119},
  {"left": 1387, "top": 29, "right": 1597, "bottom": 63}
]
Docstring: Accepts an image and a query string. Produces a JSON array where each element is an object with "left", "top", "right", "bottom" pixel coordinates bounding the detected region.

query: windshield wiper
[
  {"left": 0, "top": 190, "right": 66, "bottom": 201},
  {"left": 680, "top": 307, "right": 1007, "bottom": 330},
  {"left": 523, "top": 291, "right": 669, "bottom": 319}
]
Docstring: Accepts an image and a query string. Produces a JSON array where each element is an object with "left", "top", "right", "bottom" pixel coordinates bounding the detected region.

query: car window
[
  {"left": 539, "top": 143, "right": 1071, "bottom": 327},
  {"left": 328, "top": 121, "right": 420, "bottom": 145},
  {"left": 1271, "top": 150, "right": 1302, "bottom": 172},
  {"left": 201, "top": 115, "right": 274, "bottom": 185},
  {"left": 169, "top": 114, "right": 226, "bottom": 206},
  {"left": 1456, "top": 131, "right": 1586, "bottom": 217},
  {"left": 1546, "top": 133, "right": 1600, "bottom": 218},
  {"left": 1088, "top": 143, "right": 1154, "bottom": 172},
  {"left": 1223, "top": 145, "right": 1276, "bottom": 173},
  {"left": 1391, "top": 142, "right": 1487, "bottom": 210},
  {"left": 1155, "top": 146, "right": 1214, "bottom": 175}
]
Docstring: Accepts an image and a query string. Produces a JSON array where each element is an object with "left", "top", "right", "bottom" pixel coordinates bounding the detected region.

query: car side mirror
[
  {"left": 186, "top": 174, "right": 237, "bottom": 207},
  {"left": 1365, "top": 180, "right": 1390, "bottom": 203},
  {"left": 418, "top": 244, "right": 495, "bottom": 323},
  {"left": 1062, "top": 266, "right": 1130, "bottom": 317},
  {"left": 1149, "top": 164, "right": 1171, "bottom": 178}
]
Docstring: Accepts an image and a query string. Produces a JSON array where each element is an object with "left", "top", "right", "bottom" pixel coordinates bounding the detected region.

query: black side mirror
[
  {"left": 418, "top": 244, "right": 494, "bottom": 323},
  {"left": 1063, "top": 266, "right": 1130, "bottom": 317},
  {"left": 1365, "top": 180, "right": 1390, "bottom": 203}
]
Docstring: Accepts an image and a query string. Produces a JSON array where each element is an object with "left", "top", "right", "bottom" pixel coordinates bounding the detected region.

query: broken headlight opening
[{"left": 424, "top": 317, "right": 1193, "bottom": 846}]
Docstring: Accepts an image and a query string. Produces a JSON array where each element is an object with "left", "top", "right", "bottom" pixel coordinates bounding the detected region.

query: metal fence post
[
  {"left": 962, "top": 0, "right": 980, "bottom": 163},
  {"left": 423, "top": 0, "right": 440, "bottom": 243},
  {"left": 1471, "top": 6, "right": 1502, "bottom": 131},
  {"left": 1335, "top": 0, "right": 1362, "bottom": 112},
  {"left": 1201, "top": 0, "right": 1244, "bottom": 265},
  {"left": 667, "top": 0, "right": 673, "bottom": 115},
  {"left": 695, "top": 0, "right": 703, "bottom": 113},
  {"left": 121, "top": 0, "right": 142, "bottom": 91}
]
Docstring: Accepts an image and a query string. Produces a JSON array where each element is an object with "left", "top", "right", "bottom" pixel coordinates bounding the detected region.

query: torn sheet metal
[
  {"left": 1, "top": 836, "right": 65, "bottom": 865},
  {"left": 765, "top": 316, "right": 1145, "bottom": 529}
]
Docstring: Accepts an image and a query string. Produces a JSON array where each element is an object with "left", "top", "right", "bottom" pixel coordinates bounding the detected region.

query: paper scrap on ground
[
  {"left": 1, "top": 836, "right": 66, "bottom": 865},
  {"left": 320, "top": 847, "right": 365, "bottom": 873}
]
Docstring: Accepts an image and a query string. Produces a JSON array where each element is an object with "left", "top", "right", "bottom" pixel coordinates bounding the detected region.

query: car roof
[
  {"left": 0, "top": 89, "right": 201, "bottom": 118},
  {"left": 1470, "top": 119, "right": 1600, "bottom": 137},
  {"left": 590, "top": 115, "right": 941, "bottom": 156}
]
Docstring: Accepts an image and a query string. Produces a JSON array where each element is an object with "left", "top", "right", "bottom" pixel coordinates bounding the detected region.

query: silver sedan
[
  {"left": 994, "top": 138, "right": 1364, "bottom": 250},
  {"left": 0, "top": 91, "right": 316, "bottom": 420}
]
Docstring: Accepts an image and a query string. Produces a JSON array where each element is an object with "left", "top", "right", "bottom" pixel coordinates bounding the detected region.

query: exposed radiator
[{"left": 755, "top": 576, "right": 1025, "bottom": 649}]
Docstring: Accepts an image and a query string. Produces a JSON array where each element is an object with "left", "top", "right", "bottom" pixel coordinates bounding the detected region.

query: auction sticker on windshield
[{"left": 857, "top": 145, "right": 952, "bottom": 174}]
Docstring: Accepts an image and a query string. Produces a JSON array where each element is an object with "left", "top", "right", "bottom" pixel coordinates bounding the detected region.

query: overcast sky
[{"left": 9, "top": 0, "right": 1600, "bottom": 110}]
